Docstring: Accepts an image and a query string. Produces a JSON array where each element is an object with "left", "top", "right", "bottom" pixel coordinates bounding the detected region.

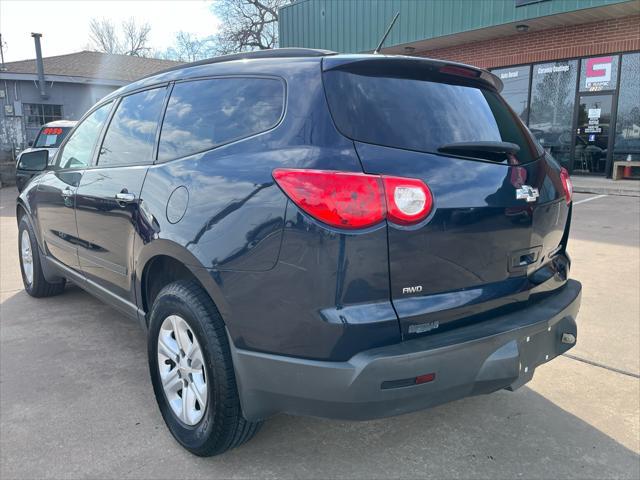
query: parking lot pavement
[{"left": 1, "top": 186, "right": 639, "bottom": 480}]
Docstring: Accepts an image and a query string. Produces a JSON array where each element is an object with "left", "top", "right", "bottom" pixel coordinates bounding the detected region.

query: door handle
[{"left": 115, "top": 192, "right": 136, "bottom": 203}]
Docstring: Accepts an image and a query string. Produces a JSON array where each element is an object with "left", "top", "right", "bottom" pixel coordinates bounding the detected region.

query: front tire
[
  {"left": 147, "top": 280, "right": 261, "bottom": 456},
  {"left": 18, "top": 214, "right": 66, "bottom": 297}
]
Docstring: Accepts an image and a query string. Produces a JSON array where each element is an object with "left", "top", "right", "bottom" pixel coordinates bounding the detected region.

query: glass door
[{"left": 572, "top": 93, "right": 613, "bottom": 175}]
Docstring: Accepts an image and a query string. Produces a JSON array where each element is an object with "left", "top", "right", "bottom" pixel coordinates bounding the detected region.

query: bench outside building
[{"left": 612, "top": 161, "right": 640, "bottom": 181}]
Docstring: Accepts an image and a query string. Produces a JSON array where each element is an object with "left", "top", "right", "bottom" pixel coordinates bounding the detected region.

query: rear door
[
  {"left": 323, "top": 58, "right": 571, "bottom": 338},
  {"left": 74, "top": 86, "right": 168, "bottom": 302},
  {"left": 34, "top": 103, "right": 113, "bottom": 269}
]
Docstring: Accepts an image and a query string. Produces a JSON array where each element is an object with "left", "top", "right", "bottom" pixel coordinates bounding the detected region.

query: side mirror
[
  {"left": 18, "top": 149, "right": 49, "bottom": 172},
  {"left": 28, "top": 140, "right": 34, "bottom": 147}
]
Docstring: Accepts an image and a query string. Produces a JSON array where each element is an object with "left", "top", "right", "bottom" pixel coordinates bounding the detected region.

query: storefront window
[
  {"left": 491, "top": 65, "right": 531, "bottom": 121},
  {"left": 579, "top": 55, "right": 619, "bottom": 92},
  {"left": 613, "top": 52, "right": 640, "bottom": 169},
  {"left": 528, "top": 60, "right": 578, "bottom": 169}
]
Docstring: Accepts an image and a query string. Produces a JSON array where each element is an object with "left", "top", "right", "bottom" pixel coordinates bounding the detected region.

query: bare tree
[
  {"left": 212, "top": 0, "right": 292, "bottom": 55},
  {"left": 164, "top": 31, "right": 213, "bottom": 62},
  {"left": 121, "top": 18, "right": 152, "bottom": 56},
  {"left": 89, "top": 18, "right": 120, "bottom": 54},
  {"left": 88, "top": 17, "right": 151, "bottom": 56}
]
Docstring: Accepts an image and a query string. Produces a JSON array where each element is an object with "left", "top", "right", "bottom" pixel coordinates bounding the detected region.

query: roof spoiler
[{"left": 322, "top": 55, "right": 503, "bottom": 92}]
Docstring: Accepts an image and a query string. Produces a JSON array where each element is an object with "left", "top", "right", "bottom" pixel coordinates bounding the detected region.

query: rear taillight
[
  {"left": 272, "top": 169, "right": 385, "bottom": 229},
  {"left": 272, "top": 169, "right": 433, "bottom": 229},
  {"left": 382, "top": 176, "right": 433, "bottom": 226},
  {"left": 560, "top": 168, "right": 573, "bottom": 204}
]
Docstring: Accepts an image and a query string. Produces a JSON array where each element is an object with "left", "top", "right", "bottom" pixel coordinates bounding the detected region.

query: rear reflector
[
  {"left": 415, "top": 373, "right": 436, "bottom": 384},
  {"left": 560, "top": 168, "right": 573, "bottom": 204},
  {"left": 272, "top": 169, "right": 433, "bottom": 229},
  {"left": 381, "top": 372, "right": 437, "bottom": 389}
]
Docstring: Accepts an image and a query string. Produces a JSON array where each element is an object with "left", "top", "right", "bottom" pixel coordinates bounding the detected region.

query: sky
[{"left": 0, "top": 0, "right": 219, "bottom": 62}]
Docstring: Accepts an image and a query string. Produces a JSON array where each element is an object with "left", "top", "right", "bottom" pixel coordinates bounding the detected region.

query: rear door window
[
  {"left": 323, "top": 67, "right": 542, "bottom": 163},
  {"left": 97, "top": 87, "right": 167, "bottom": 167},
  {"left": 158, "top": 77, "right": 285, "bottom": 161}
]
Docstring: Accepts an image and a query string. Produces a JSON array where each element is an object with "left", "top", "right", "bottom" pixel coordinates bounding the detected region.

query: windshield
[
  {"left": 34, "top": 126, "right": 72, "bottom": 148},
  {"left": 323, "top": 68, "right": 543, "bottom": 163}
]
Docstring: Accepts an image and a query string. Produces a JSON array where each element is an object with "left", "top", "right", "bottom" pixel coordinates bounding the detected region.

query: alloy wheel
[
  {"left": 157, "top": 315, "right": 208, "bottom": 426},
  {"left": 20, "top": 229, "right": 34, "bottom": 285}
]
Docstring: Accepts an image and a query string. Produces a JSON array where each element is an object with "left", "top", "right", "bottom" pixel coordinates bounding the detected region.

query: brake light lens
[
  {"left": 439, "top": 65, "right": 480, "bottom": 78},
  {"left": 272, "top": 169, "right": 433, "bottom": 229},
  {"left": 560, "top": 167, "right": 573, "bottom": 204}
]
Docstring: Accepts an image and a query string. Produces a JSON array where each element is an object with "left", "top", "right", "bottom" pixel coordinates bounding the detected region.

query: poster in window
[{"left": 580, "top": 56, "right": 619, "bottom": 92}]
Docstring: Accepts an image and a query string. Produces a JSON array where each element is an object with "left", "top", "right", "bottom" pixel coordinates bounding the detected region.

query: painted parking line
[
  {"left": 573, "top": 194, "right": 608, "bottom": 205},
  {"left": 563, "top": 353, "right": 640, "bottom": 379}
]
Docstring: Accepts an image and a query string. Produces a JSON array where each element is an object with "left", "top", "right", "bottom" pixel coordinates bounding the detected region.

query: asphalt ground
[{"left": 1, "top": 186, "right": 639, "bottom": 479}]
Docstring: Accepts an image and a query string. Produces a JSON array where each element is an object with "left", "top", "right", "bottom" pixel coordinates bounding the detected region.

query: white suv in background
[{"left": 16, "top": 120, "right": 77, "bottom": 191}]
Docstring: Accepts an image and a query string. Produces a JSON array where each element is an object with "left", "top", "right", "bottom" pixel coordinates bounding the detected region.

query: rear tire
[
  {"left": 147, "top": 280, "right": 262, "bottom": 456},
  {"left": 18, "top": 215, "right": 66, "bottom": 298}
]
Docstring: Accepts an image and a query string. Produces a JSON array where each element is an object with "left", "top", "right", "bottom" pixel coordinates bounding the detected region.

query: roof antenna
[{"left": 373, "top": 12, "right": 400, "bottom": 54}]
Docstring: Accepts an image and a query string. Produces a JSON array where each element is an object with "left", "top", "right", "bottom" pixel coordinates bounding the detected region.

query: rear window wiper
[{"left": 437, "top": 141, "right": 520, "bottom": 160}]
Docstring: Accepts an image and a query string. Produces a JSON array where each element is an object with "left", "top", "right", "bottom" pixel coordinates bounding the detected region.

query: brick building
[{"left": 279, "top": 0, "right": 640, "bottom": 178}]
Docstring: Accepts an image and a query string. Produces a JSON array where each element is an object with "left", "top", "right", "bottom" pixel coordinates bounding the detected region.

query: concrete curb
[{"left": 573, "top": 185, "right": 640, "bottom": 197}]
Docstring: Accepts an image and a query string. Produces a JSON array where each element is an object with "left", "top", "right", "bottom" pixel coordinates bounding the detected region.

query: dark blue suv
[{"left": 15, "top": 49, "right": 581, "bottom": 456}]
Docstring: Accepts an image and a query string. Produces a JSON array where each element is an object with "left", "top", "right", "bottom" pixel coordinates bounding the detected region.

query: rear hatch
[{"left": 323, "top": 56, "right": 571, "bottom": 338}]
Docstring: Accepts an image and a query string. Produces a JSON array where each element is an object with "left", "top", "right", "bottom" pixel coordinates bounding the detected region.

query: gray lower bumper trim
[{"left": 231, "top": 280, "right": 581, "bottom": 422}]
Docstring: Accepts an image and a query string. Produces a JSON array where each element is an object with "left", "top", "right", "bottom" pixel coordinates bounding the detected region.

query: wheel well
[
  {"left": 16, "top": 204, "right": 26, "bottom": 224},
  {"left": 141, "top": 255, "right": 205, "bottom": 317}
]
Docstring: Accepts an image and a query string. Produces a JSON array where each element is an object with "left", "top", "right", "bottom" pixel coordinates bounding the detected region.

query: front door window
[
  {"left": 572, "top": 94, "right": 613, "bottom": 175},
  {"left": 56, "top": 102, "right": 112, "bottom": 170}
]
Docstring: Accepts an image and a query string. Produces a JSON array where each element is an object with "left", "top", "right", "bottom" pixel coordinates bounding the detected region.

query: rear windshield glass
[
  {"left": 323, "top": 69, "right": 542, "bottom": 163},
  {"left": 34, "top": 126, "right": 72, "bottom": 148}
]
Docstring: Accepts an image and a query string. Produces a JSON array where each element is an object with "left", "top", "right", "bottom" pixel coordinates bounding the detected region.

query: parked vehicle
[
  {"left": 15, "top": 120, "right": 76, "bottom": 192},
  {"left": 15, "top": 49, "right": 581, "bottom": 456}
]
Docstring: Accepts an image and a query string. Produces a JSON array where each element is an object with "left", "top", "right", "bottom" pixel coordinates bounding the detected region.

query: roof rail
[{"left": 153, "top": 48, "right": 337, "bottom": 76}]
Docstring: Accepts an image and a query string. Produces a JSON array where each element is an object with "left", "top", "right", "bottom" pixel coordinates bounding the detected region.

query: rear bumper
[{"left": 231, "top": 279, "right": 581, "bottom": 422}]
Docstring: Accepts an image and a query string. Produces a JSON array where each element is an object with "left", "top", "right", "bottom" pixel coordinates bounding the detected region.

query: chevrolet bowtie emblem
[{"left": 516, "top": 185, "right": 540, "bottom": 202}]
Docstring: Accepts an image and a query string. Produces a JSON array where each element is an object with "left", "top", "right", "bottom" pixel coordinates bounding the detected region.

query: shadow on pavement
[
  {"left": 1, "top": 287, "right": 638, "bottom": 480},
  {"left": 0, "top": 187, "right": 18, "bottom": 219}
]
